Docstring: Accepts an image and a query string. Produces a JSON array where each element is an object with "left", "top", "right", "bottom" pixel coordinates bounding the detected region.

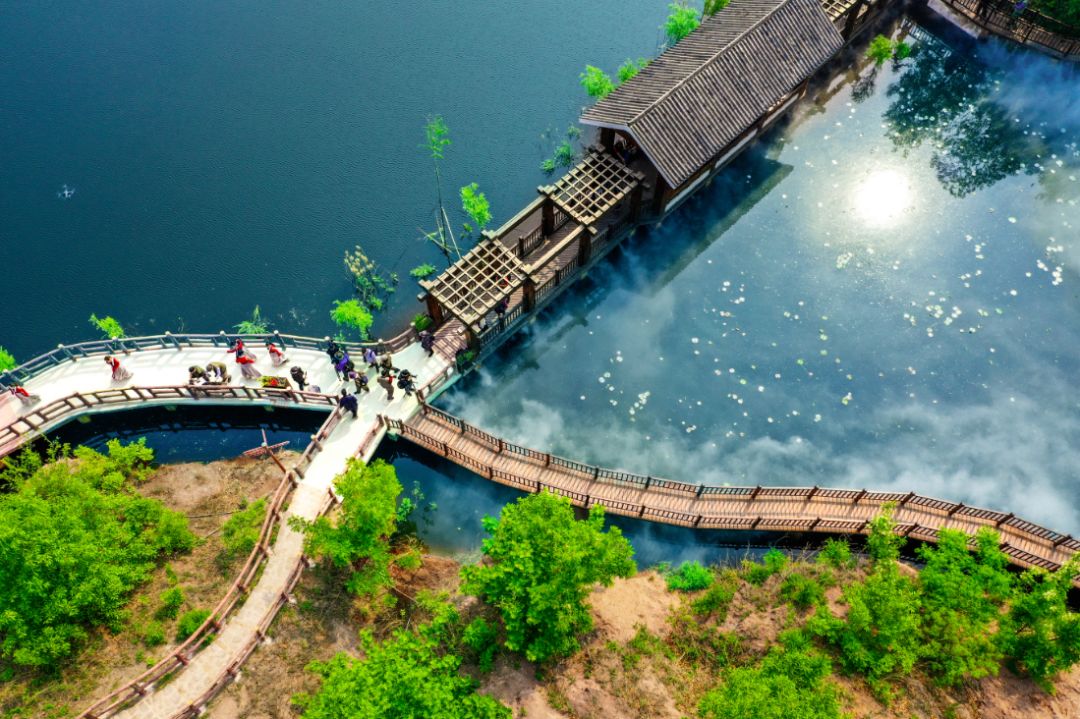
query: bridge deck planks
[{"left": 405, "top": 411, "right": 1078, "bottom": 583}]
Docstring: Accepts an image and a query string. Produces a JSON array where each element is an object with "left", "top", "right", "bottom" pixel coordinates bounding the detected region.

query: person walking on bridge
[
  {"left": 236, "top": 352, "right": 261, "bottom": 380},
  {"left": 7, "top": 385, "right": 40, "bottom": 406},
  {"left": 377, "top": 372, "right": 395, "bottom": 401},
  {"left": 326, "top": 338, "right": 342, "bottom": 364},
  {"left": 363, "top": 347, "right": 378, "bottom": 371},
  {"left": 419, "top": 330, "right": 435, "bottom": 357},
  {"left": 227, "top": 338, "right": 256, "bottom": 361},
  {"left": 338, "top": 388, "right": 359, "bottom": 419},
  {"left": 290, "top": 366, "right": 308, "bottom": 391},
  {"left": 104, "top": 355, "right": 133, "bottom": 383},
  {"left": 265, "top": 340, "right": 287, "bottom": 367}
]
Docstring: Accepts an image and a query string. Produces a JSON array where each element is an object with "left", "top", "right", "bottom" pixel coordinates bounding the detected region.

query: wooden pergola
[
  {"left": 419, "top": 239, "right": 525, "bottom": 336},
  {"left": 541, "top": 150, "right": 642, "bottom": 228}
]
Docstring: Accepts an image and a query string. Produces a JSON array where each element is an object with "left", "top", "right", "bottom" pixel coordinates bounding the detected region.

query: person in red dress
[
  {"left": 236, "top": 352, "right": 262, "bottom": 380},
  {"left": 265, "top": 340, "right": 287, "bottom": 367},
  {"left": 104, "top": 355, "right": 133, "bottom": 382},
  {"left": 7, "top": 385, "right": 40, "bottom": 405}
]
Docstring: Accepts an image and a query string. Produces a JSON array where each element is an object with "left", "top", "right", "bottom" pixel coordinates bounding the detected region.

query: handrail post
[
  {"left": 58, "top": 344, "right": 73, "bottom": 362},
  {"left": 165, "top": 331, "right": 180, "bottom": 350}
]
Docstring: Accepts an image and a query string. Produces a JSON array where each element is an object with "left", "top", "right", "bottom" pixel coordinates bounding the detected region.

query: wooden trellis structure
[
  {"left": 541, "top": 151, "right": 643, "bottom": 227},
  {"left": 419, "top": 239, "right": 525, "bottom": 334}
]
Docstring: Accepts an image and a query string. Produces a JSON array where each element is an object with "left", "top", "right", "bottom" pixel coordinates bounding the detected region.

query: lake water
[{"left": 5, "top": 5, "right": 1079, "bottom": 543}]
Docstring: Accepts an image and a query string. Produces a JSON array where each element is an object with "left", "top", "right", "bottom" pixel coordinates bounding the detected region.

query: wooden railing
[
  {"left": 1, "top": 328, "right": 418, "bottom": 387},
  {"left": 517, "top": 225, "right": 545, "bottom": 259},
  {"left": 388, "top": 406, "right": 1080, "bottom": 583},
  {"left": 80, "top": 407, "right": 347, "bottom": 719},
  {"left": 940, "top": 0, "right": 1080, "bottom": 57},
  {"left": 0, "top": 384, "right": 338, "bottom": 460}
]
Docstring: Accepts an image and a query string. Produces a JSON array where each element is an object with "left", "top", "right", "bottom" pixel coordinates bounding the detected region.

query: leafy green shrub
[
  {"left": 704, "top": 0, "right": 730, "bottom": 15},
  {"left": 666, "top": 561, "right": 714, "bottom": 592},
  {"left": 292, "top": 460, "right": 402, "bottom": 597},
  {"left": 779, "top": 572, "right": 825, "bottom": 610},
  {"left": 0, "top": 441, "right": 193, "bottom": 668},
  {"left": 617, "top": 58, "right": 649, "bottom": 83},
  {"left": 89, "top": 313, "right": 126, "bottom": 339},
  {"left": 330, "top": 299, "right": 373, "bottom": 340},
  {"left": 580, "top": 65, "right": 615, "bottom": 99},
  {"left": 221, "top": 498, "right": 267, "bottom": 560},
  {"left": 997, "top": 556, "right": 1080, "bottom": 691},
  {"left": 669, "top": 609, "right": 742, "bottom": 670},
  {"left": 176, "top": 609, "right": 211, "bottom": 642},
  {"left": 140, "top": 621, "right": 166, "bottom": 648},
  {"left": 297, "top": 622, "right": 510, "bottom": 719},
  {"left": 412, "top": 313, "right": 433, "bottom": 331},
  {"left": 817, "top": 538, "right": 855, "bottom": 569},
  {"left": 234, "top": 305, "right": 269, "bottom": 334},
  {"left": 461, "top": 491, "right": 635, "bottom": 663},
  {"left": 692, "top": 570, "right": 740, "bottom": 619},
  {"left": 742, "top": 549, "right": 787, "bottom": 586},
  {"left": 763, "top": 548, "right": 788, "bottom": 573},
  {"left": 463, "top": 617, "right": 500, "bottom": 673},
  {"left": 0, "top": 346, "right": 15, "bottom": 372},
  {"left": 867, "top": 34, "right": 911, "bottom": 66},
  {"left": 540, "top": 158, "right": 557, "bottom": 174},
  {"left": 553, "top": 140, "right": 576, "bottom": 168},
  {"left": 460, "top": 183, "right": 492, "bottom": 237},
  {"left": 394, "top": 550, "right": 422, "bottom": 571},
  {"left": 156, "top": 587, "right": 185, "bottom": 620},
  {"left": 410, "top": 263, "right": 437, "bottom": 279},
  {"left": 698, "top": 631, "right": 843, "bottom": 719},
  {"left": 664, "top": 2, "right": 700, "bottom": 46}
]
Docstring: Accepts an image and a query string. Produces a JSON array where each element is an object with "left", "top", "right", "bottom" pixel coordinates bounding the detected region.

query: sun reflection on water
[{"left": 852, "top": 169, "right": 915, "bottom": 227}]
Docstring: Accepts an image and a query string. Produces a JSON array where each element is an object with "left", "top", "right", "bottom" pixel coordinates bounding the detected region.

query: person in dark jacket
[
  {"left": 290, "top": 366, "right": 308, "bottom": 391},
  {"left": 338, "top": 388, "right": 359, "bottom": 418},
  {"left": 419, "top": 330, "right": 435, "bottom": 357}
]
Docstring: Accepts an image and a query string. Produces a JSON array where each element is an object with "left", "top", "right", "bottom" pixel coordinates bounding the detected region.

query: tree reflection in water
[{"left": 883, "top": 34, "right": 1043, "bottom": 197}]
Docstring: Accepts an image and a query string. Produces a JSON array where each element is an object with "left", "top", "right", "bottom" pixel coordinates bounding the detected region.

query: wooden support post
[
  {"left": 842, "top": 0, "right": 866, "bottom": 40},
  {"left": 948, "top": 503, "right": 964, "bottom": 517},
  {"left": 592, "top": 466, "right": 600, "bottom": 480},
  {"left": 996, "top": 512, "right": 1014, "bottom": 527},
  {"left": 809, "top": 517, "right": 821, "bottom": 532},
  {"left": 807, "top": 485, "right": 819, "bottom": 499},
  {"left": 465, "top": 325, "right": 480, "bottom": 352},
  {"left": 629, "top": 178, "right": 645, "bottom": 221},
  {"left": 541, "top": 196, "right": 555, "bottom": 237},
  {"left": 693, "top": 515, "right": 702, "bottom": 528},
  {"left": 578, "top": 226, "right": 594, "bottom": 267},
  {"left": 854, "top": 488, "right": 867, "bottom": 503},
  {"left": 496, "top": 438, "right": 504, "bottom": 454},
  {"left": 904, "top": 523, "right": 919, "bottom": 537},
  {"left": 900, "top": 491, "right": 915, "bottom": 506},
  {"left": 1053, "top": 534, "right": 1073, "bottom": 547},
  {"left": 544, "top": 452, "right": 551, "bottom": 466},
  {"left": 599, "top": 127, "right": 614, "bottom": 149},
  {"left": 638, "top": 504, "right": 646, "bottom": 517},
  {"left": 651, "top": 175, "right": 668, "bottom": 216},
  {"left": 696, "top": 484, "right": 705, "bottom": 498},
  {"left": 750, "top": 485, "right": 762, "bottom": 500},
  {"left": 644, "top": 476, "right": 652, "bottom": 489},
  {"left": 751, "top": 516, "right": 762, "bottom": 530},
  {"left": 423, "top": 293, "right": 445, "bottom": 328}
]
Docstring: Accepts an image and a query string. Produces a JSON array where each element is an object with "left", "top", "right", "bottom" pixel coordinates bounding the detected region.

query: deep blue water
[{"left": 1, "top": 1, "right": 664, "bottom": 357}]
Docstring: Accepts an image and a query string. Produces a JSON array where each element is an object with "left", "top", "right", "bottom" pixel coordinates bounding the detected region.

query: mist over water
[{"left": 439, "top": 22, "right": 1080, "bottom": 535}]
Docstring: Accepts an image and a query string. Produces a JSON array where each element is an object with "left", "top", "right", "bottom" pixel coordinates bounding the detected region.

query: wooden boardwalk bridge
[{"left": 390, "top": 404, "right": 1080, "bottom": 582}]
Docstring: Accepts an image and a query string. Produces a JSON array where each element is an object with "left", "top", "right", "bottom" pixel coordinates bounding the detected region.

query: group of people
[
  {"left": 323, "top": 338, "right": 420, "bottom": 419},
  {"left": 187, "top": 362, "right": 233, "bottom": 385}
]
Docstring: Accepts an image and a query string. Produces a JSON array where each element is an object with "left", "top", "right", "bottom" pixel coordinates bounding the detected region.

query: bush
[
  {"left": 664, "top": 2, "right": 700, "bottom": 46},
  {"left": 0, "top": 441, "right": 194, "bottom": 668},
  {"left": 867, "top": 34, "right": 911, "bottom": 67},
  {"left": 234, "top": 305, "right": 269, "bottom": 334},
  {"left": 330, "top": 299, "right": 373, "bottom": 340},
  {"left": 140, "top": 621, "right": 166, "bottom": 648},
  {"left": 704, "top": 0, "right": 730, "bottom": 15},
  {"left": 779, "top": 572, "right": 825, "bottom": 610},
  {"left": 580, "top": 65, "right": 615, "bottom": 99},
  {"left": 666, "top": 561, "right": 714, "bottom": 592},
  {"left": 412, "top": 313, "right": 433, "bottom": 331},
  {"left": 742, "top": 549, "right": 787, "bottom": 586},
  {"left": 0, "top": 346, "right": 15, "bottom": 372},
  {"left": 460, "top": 183, "right": 492, "bottom": 236},
  {"left": 698, "top": 631, "right": 843, "bottom": 719},
  {"left": 692, "top": 570, "right": 740, "bottom": 619},
  {"left": 817, "top": 538, "right": 854, "bottom": 569},
  {"left": 410, "top": 263, "right": 437, "bottom": 279},
  {"left": 617, "top": 58, "right": 649, "bottom": 83},
  {"left": 221, "top": 498, "right": 267, "bottom": 560},
  {"left": 88, "top": 313, "right": 126, "bottom": 339},
  {"left": 176, "top": 609, "right": 211, "bottom": 642},
  {"left": 156, "top": 587, "right": 185, "bottom": 620},
  {"left": 463, "top": 617, "right": 500, "bottom": 673}
]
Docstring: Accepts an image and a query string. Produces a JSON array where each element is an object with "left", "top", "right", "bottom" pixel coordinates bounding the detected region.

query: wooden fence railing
[
  {"left": 79, "top": 406, "right": 347, "bottom": 719},
  {"left": 0, "top": 384, "right": 339, "bottom": 460},
  {"left": 387, "top": 406, "right": 1080, "bottom": 583},
  {"left": 1, "top": 328, "right": 418, "bottom": 387},
  {"left": 941, "top": 0, "right": 1080, "bottom": 57}
]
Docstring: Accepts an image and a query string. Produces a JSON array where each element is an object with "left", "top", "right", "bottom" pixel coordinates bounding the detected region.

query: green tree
[
  {"left": 703, "top": 0, "right": 730, "bottom": 15},
  {"left": 292, "top": 460, "right": 401, "bottom": 597},
  {"left": 460, "top": 183, "right": 493, "bottom": 237},
  {"left": 617, "top": 58, "right": 649, "bottom": 83},
  {"left": 297, "top": 622, "right": 510, "bottom": 719},
  {"left": 330, "top": 299, "right": 374, "bottom": 340},
  {"left": 0, "top": 346, "right": 15, "bottom": 372},
  {"left": 580, "top": 65, "right": 615, "bottom": 99},
  {"left": 915, "top": 528, "right": 1012, "bottom": 686},
  {"left": 997, "top": 557, "right": 1080, "bottom": 691},
  {"left": 698, "top": 631, "right": 843, "bottom": 719},
  {"left": 176, "top": 608, "right": 211, "bottom": 641},
  {"left": 460, "top": 491, "right": 635, "bottom": 663},
  {"left": 234, "top": 305, "right": 269, "bottom": 334},
  {"left": 89, "top": 313, "right": 126, "bottom": 339},
  {"left": 664, "top": 2, "right": 700, "bottom": 46},
  {"left": 809, "top": 510, "right": 921, "bottom": 699},
  {"left": 0, "top": 440, "right": 194, "bottom": 668}
]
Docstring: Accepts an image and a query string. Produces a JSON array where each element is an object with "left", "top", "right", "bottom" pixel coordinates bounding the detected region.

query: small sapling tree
[
  {"left": 89, "top": 313, "right": 126, "bottom": 339},
  {"left": 580, "top": 65, "right": 615, "bottom": 99},
  {"left": 460, "top": 183, "right": 493, "bottom": 240},
  {"left": 0, "top": 346, "right": 15, "bottom": 372},
  {"left": 330, "top": 299, "right": 374, "bottom": 341},
  {"left": 233, "top": 305, "right": 269, "bottom": 334},
  {"left": 664, "top": 1, "right": 700, "bottom": 45}
]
